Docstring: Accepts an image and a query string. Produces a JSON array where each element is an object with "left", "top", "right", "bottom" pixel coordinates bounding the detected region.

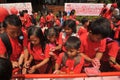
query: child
[
  {"left": 44, "top": 27, "right": 62, "bottom": 72},
  {"left": 80, "top": 17, "right": 111, "bottom": 68},
  {"left": 57, "top": 19, "right": 79, "bottom": 51},
  {"left": 78, "top": 17, "right": 90, "bottom": 37},
  {"left": 99, "top": 3, "right": 108, "bottom": 17},
  {"left": 44, "top": 27, "right": 60, "bottom": 60},
  {"left": 54, "top": 36, "right": 84, "bottom": 74},
  {"left": 24, "top": 26, "right": 50, "bottom": 74},
  {"left": 0, "top": 15, "right": 23, "bottom": 69},
  {"left": 100, "top": 38, "right": 120, "bottom": 72}
]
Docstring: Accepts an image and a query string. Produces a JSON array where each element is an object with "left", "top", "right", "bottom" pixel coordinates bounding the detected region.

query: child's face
[
  {"left": 48, "top": 35, "right": 56, "bottom": 43},
  {"left": 89, "top": 33, "right": 103, "bottom": 42},
  {"left": 85, "top": 21, "right": 90, "bottom": 26},
  {"left": 64, "top": 26, "right": 73, "bottom": 36},
  {"left": 0, "top": 27, "right": 5, "bottom": 34},
  {"left": 29, "top": 35, "right": 40, "bottom": 46},
  {"left": 6, "top": 24, "right": 21, "bottom": 39},
  {"left": 66, "top": 48, "right": 78, "bottom": 58}
]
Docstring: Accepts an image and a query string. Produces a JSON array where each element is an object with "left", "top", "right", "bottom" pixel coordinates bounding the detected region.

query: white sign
[
  {"left": 0, "top": 2, "right": 32, "bottom": 15},
  {"left": 65, "top": 3, "right": 111, "bottom": 16}
]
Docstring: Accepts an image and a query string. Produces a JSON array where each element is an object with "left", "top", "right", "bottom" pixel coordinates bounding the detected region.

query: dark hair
[
  {"left": 0, "top": 57, "right": 12, "bottom": 80},
  {"left": 54, "top": 26, "right": 62, "bottom": 36},
  {"left": 65, "top": 36, "right": 81, "bottom": 50},
  {"left": 44, "top": 27, "right": 57, "bottom": 43},
  {"left": 62, "top": 19, "right": 76, "bottom": 33},
  {"left": 3, "top": 14, "right": 22, "bottom": 28},
  {"left": 63, "top": 11, "right": 67, "bottom": 16},
  {"left": 28, "top": 26, "right": 46, "bottom": 53},
  {"left": 89, "top": 17, "right": 111, "bottom": 38},
  {"left": 81, "top": 17, "right": 89, "bottom": 25},
  {"left": 70, "top": 9, "right": 75, "bottom": 15},
  {"left": 19, "top": 11, "right": 24, "bottom": 17}
]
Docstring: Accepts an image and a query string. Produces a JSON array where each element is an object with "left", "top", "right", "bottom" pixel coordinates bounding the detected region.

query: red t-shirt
[
  {"left": 80, "top": 33, "right": 106, "bottom": 59},
  {"left": 40, "top": 16, "right": 46, "bottom": 28},
  {"left": 114, "top": 21, "right": 120, "bottom": 39},
  {"left": 0, "top": 36, "right": 23, "bottom": 61},
  {"left": 46, "top": 14, "right": 52, "bottom": 22},
  {"left": 102, "top": 41, "right": 119, "bottom": 61},
  {"left": 78, "top": 27, "right": 88, "bottom": 37},
  {"left": 28, "top": 42, "right": 50, "bottom": 61},
  {"left": 103, "top": 10, "right": 112, "bottom": 20},
  {"left": 56, "top": 52, "right": 84, "bottom": 73},
  {"left": 21, "top": 27, "right": 28, "bottom": 48},
  {"left": 55, "top": 19, "right": 61, "bottom": 26}
]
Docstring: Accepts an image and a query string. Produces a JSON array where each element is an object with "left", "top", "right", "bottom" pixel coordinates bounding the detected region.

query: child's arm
[
  {"left": 109, "top": 56, "right": 120, "bottom": 71},
  {"left": 23, "top": 48, "right": 29, "bottom": 62},
  {"left": 18, "top": 53, "right": 24, "bottom": 67},
  {"left": 95, "top": 52, "right": 103, "bottom": 60},
  {"left": 28, "top": 58, "right": 49, "bottom": 73},
  {"left": 80, "top": 53, "right": 92, "bottom": 62},
  {"left": 24, "top": 54, "right": 33, "bottom": 68},
  {"left": 53, "top": 63, "right": 61, "bottom": 74}
]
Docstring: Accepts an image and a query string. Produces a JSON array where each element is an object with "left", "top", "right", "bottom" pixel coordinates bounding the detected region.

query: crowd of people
[{"left": 0, "top": 2, "right": 120, "bottom": 80}]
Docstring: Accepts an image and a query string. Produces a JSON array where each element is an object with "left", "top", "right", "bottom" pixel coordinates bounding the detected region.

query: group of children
[{"left": 0, "top": 4, "right": 120, "bottom": 76}]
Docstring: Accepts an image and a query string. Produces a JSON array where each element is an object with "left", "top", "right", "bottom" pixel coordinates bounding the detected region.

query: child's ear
[
  {"left": 77, "top": 49, "right": 80, "bottom": 53},
  {"left": 47, "top": 36, "right": 50, "bottom": 40}
]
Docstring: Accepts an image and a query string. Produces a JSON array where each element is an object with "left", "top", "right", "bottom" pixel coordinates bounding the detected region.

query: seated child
[{"left": 54, "top": 36, "right": 84, "bottom": 74}]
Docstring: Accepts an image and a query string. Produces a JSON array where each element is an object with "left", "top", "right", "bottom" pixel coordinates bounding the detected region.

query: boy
[
  {"left": 0, "top": 14, "right": 23, "bottom": 68},
  {"left": 54, "top": 36, "right": 84, "bottom": 74},
  {"left": 80, "top": 17, "right": 111, "bottom": 68}
]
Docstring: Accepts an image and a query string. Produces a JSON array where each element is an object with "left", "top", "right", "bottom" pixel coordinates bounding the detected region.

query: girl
[
  {"left": 54, "top": 36, "right": 84, "bottom": 74},
  {"left": 57, "top": 19, "right": 79, "bottom": 51},
  {"left": 78, "top": 17, "right": 90, "bottom": 37},
  {"left": 44, "top": 27, "right": 62, "bottom": 72},
  {"left": 44, "top": 27, "right": 60, "bottom": 60},
  {"left": 24, "top": 26, "right": 50, "bottom": 74}
]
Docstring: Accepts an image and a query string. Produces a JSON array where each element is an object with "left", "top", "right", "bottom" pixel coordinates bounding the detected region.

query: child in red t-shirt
[
  {"left": 100, "top": 38, "right": 120, "bottom": 72},
  {"left": 58, "top": 19, "right": 79, "bottom": 51},
  {"left": 44, "top": 27, "right": 62, "bottom": 72},
  {"left": 0, "top": 15, "right": 23, "bottom": 69},
  {"left": 24, "top": 26, "right": 50, "bottom": 74},
  {"left": 54, "top": 36, "right": 84, "bottom": 74},
  {"left": 99, "top": 3, "right": 108, "bottom": 17},
  {"left": 80, "top": 17, "right": 111, "bottom": 69},
  {"left": 78, "top": 17, "right": 90, "bottom": 37},
  {"left": 39, "top": 12, "right": 46, "bottom": 28}
]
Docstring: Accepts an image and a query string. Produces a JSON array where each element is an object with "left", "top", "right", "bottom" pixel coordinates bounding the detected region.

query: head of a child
[
  {"left": 3, "top": 14, "right": 22, "bottom": 39},
  {"left": 28, "top": 26, "right": 45, "bottom": 46},
  {"left": 81, "top": 17, "right": 90, "bottom": 27},
  {"left": 28, "top": 26, "right": 46, "bottom": 52},
  {"left": 88, "top": 17, "right": 111, "bottom": 42},
  {"left": 45, "top": 27, "right": 57, "bottom": 43},
  {"left": 65, "top": 36, "right": 81, "bottom": 58},
  {"left": 70, "top": 9, "right": 76, "bottom": 16},
  {"left": 0, "top": 57, "right": 12, "bottom": 80},
  {"left": 62, "top": 19, "right": 76, "bottom": 36}
]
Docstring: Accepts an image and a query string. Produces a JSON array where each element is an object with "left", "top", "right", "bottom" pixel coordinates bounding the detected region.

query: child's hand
[
  {"left": 50, "top": 47, "right": 56, "bottom": 52},
  {"left": 92, "top": 58, "right": 100, "bottom": 69},
  {"left": 12, "top": 61, "right": 19, "bottom": 68},
  {"left": 112, "top": 64, "right": 120, "bottom": 71},
  {"left": 53, "top": 70, "right": 61, "bottom": 74},
  {"left": 24, "top": 61, "right": 30, "bottom": 68},
  {"left": 28, "top": 66, "right": 36, "bottom": 73},
  {"left": 49, "top": 51, "right": 55, "bottom": 56}
]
